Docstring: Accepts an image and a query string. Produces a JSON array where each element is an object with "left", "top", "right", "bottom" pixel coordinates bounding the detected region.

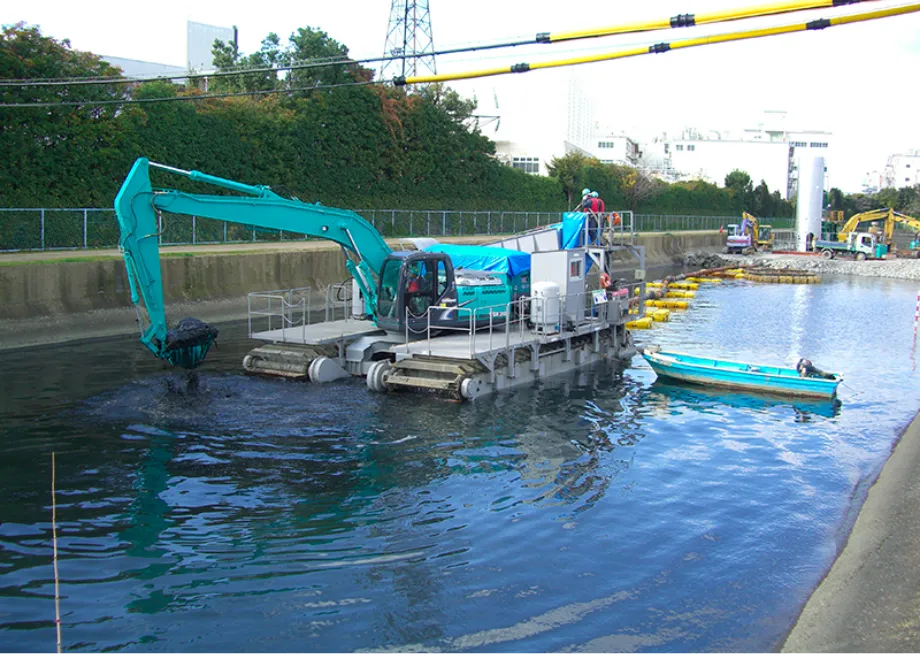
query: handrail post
[
  {"left": 83, "top": 210, "right": 88, "bottom": 249},
  {"left": 40, "top": 209, "right": 45, "bottom": 251}
]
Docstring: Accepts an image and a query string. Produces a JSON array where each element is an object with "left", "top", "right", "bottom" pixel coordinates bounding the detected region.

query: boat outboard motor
[{"left": 796, "top": 358, "right": 835, "bottom": 379}]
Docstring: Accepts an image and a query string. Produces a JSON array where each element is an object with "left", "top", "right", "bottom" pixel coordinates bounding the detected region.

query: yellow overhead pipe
[
  {"left": 547, "top": 0, "right": 881, "bottom": 42},
  {"left": 396, "top": 2, "right": 920, "bottom": 86}
]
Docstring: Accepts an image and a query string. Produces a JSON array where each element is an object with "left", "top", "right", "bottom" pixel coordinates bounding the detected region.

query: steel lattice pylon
[{"left": 380, "top": 0, "right": 436, "bottom": 81}]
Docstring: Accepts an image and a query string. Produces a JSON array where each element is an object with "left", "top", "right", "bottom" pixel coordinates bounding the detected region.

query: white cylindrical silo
[{"left": 796, "top": 154, "right": 825, "bottom": 252}]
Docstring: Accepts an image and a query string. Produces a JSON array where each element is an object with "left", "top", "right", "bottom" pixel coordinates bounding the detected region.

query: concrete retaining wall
[
  {"left": 0, "top": 231, "right": 721, "bottom": 349},
  {"left": 0, "top": 249, "right": 349, "bottom": 321}
]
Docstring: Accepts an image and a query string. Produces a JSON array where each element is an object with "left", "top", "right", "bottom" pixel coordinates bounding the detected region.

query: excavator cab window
[
  {"left": 378, "top": 258, "right": 402, "bottom": 317},
  {"left": 406, "top": 260, "right": 438, "bottom": 316}
]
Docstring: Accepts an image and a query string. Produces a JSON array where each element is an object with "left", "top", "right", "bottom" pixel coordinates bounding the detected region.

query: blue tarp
[{"left": 424, "top": 244, "right": 531, "bottom": 276}]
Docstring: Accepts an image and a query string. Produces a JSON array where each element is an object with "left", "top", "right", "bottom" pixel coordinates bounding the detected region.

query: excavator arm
[
  {"left": 837, "top": 209, "right": 891, "bottom": 241},
  {"left": 884, "top": 210, "right": 920, "bottom": 243},
  {"left": 115, "top": 158, "right": 392, "bottom": 368},
  {"left": 742, "top": 211, "right": 759, "bottom": 243},
  {"left": 837, "top": 208, "right": 920, "bottom": 244}
]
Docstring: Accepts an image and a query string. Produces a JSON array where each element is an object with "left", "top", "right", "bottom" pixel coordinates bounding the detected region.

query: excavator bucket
[{"left": 162, "top": 318, "right": 220, "bottom": 369}]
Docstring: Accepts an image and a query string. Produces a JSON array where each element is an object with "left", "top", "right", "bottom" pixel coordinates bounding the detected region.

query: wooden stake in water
[
  {"left": 52, "top": 452, "right": 62, "bottom": 653},
  {"left": 915, "top": 291, "right": 920, "bottom": 337}
]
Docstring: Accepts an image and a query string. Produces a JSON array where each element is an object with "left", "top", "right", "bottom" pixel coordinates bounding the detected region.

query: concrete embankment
[
  {"left": 782, "top": 409, "right": 920, "bottom": 652},
  {"left": 0, "top": 231, "right": 722, "bottom": 350}
]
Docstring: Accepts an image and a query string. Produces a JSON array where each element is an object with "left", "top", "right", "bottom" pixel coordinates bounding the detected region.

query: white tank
[
  {"left": 530, "top": 281, "right": 561, "bottom": 333},
  {"left": 796, "top": 154, "right": 825, "bottom": 252}
]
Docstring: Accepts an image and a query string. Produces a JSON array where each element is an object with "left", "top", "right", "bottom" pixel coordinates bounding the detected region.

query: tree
[
  {"left": 547, "top": 152, "right": 598, "bottom": 209},
  {"left": 416, "top": 83, "right": 477, "bottom": 125},
  {"left": 724, "top": 169, "right": 753, "bottom": 211},
  {"left": 210, "top": 33, "right": 284, "bottom": 94},
  {"left": 287, "top": 27, "right": 372, "bottom": 90},
  {"left": 0, "top": 23, "right": 134, "bottom": 207},
  {"left": 618, "top": 167, "right": 662, "bottom": 212}
]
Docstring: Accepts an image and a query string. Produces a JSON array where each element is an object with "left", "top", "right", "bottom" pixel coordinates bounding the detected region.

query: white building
[
  {"left": 594, "top": 135, "right": 640, "bottom": 167},
  {"left": 669, "top": 138, "right": 791, "bottom": 195},
  {"left": 884, "top": 152, "right": 920, "bottom": 188},
  {"left": 661, "top": 112, "right": 832, "bottom": 199},
  {"left": 100, "top": 21, "right": 236, "bottom": 80},
  {"left": 187, "top": 22, "right": 238, "bottom": 72}
]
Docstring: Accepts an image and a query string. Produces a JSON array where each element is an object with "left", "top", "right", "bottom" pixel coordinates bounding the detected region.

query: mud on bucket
[{"left": 163, "top": 317, "right": 220, "bottom": 369}]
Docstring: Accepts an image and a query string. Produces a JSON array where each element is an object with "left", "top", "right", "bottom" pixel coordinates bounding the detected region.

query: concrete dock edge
[{"left": 782, "top": 409, "right": 920, "bottom": 652}]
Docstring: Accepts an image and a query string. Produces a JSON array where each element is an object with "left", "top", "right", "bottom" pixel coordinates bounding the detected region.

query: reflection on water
[
  {"left": 646, "top": 380, "right": 843, "bottom": 421},
  {"left": 2, "top": 275, "right": 920, "bottom": 652}
]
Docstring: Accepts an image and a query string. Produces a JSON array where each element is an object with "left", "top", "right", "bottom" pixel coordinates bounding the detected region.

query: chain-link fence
[{"left": 0, "top": 207, "right": 792, "bottom": 252}]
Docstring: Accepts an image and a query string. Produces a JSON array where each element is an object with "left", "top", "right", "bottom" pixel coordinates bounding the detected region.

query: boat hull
[{"left": 642, "top": 350, "right": 840, "bottom": 399}]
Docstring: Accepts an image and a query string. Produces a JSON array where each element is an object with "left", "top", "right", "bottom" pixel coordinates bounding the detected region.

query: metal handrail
[
  {"left": 247, "top": 287, "right": 313, "bottom": 341},
  {"left": 404, "top": 285, "right": 630, "bottom": 359}
]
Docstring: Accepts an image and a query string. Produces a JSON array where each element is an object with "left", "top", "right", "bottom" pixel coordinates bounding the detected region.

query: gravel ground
[{"left": 685, "top": 252, "right": 920, "bottom": 281}]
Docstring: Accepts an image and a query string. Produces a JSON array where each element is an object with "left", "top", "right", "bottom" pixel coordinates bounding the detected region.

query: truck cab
[{"left": 817, "top": 231, "right": 887, "bottom": 260}]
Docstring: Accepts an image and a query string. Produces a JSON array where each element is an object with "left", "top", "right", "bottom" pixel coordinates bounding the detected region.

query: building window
[
  {"left": 598, "top": 141, "right": 614, "bottom": 148},
  {"left": 687, "top": 144, "right": 696, "bottom": 151},
  {"left": 907, "top": 164, "right": 912, "bottom": 168},
  {"left": 791, "top": 141, "right": 807, "bottom": 147},
  {"left": 809, "top": 142, "right": 828, "bottom": 148},
  {"left": 511, "top": 157, "right": 540, "bottom": 175},
  {"left": 676, "top": 144, "right": 684, "bottom": 151}
]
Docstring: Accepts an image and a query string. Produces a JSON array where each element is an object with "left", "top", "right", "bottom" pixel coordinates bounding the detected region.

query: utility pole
[{"left": 380, "top": 0, "right": 436, "bottom": 82}]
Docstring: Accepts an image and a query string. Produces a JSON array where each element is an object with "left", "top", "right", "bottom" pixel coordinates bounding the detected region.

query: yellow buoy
[
  {"left": 651, "top": 309, "right": 671, "bottom": 322},
  {"left": 645, "top": 299, "right": 689, "bottom": 310},
  {"left": 666, "top": 290, "right": 696, "bottom": 299},
  {"left": 647, "top": 281, "right": 664, "bottom": 289},
  {"left": 626, "top": 317, "right": 653, "bottom": 330},
  {"left": 668, "top": 282, "right": 699, "bottom": 290}
]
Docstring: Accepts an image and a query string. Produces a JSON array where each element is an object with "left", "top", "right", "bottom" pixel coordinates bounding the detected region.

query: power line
[
  {"left": 396, "top": 1, "right": 920, "bottom": 85},
  {"left": 0, "top": 0, "right": 883, "bottom": 88},
  {"left": 0, "top": 79, "right": 376, "bottom": 109}
]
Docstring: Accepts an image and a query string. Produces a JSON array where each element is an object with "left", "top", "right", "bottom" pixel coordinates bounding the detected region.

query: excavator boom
[
  {"left": 837, "top": 207, "right": 920, "bottom": 244},
  {"left": 115, "top": 158, "right": 392, "bottom": 368}
]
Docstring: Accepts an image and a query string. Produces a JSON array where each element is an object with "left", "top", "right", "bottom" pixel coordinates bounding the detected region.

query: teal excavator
[{"left": 115, "top": 158, "right": 512, "bottom": 369}]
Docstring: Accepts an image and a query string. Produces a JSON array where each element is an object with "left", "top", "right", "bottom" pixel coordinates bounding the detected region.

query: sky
[{"left": 5, "top": 0, "right": 920, "bottom": 192}]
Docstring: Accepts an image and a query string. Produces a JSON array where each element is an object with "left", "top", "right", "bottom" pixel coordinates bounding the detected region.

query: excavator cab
[{"left": 375, "top": 251, "right": 511, "bottom": 335}]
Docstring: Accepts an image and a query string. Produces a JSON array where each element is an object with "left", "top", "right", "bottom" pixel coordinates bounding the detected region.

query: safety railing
[
  {"left": 406, "top": 285, "right": 633, "bottom": 360},
  {"left": 0, "top": 206, "right": 775, "bottom": 252},
  {"left": 324, "top": 282, "right": 356, "bottom": 323},
  {"left": 247, "top": 287, "right": 313, "bottom": 342}
]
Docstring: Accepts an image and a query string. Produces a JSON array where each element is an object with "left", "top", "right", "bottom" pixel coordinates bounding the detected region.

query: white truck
[{"left": 814, "top": 232, "right": 888, "bottom": 261}]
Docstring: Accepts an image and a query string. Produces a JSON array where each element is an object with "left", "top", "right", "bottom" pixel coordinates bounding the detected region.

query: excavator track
[
  {"left": 382, "top": 356, "right": 488, "bottom": 401},
  {"left": 242, "top": 343, "right": 339, "bottom": 380}
]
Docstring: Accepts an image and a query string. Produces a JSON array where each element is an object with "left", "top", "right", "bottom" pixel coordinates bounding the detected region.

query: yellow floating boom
[
  {"left": 626, "top": 317, "right": 654, "bottom": 330},
  {"left": 646, "top": 299, "right": 690, "bottom": 310}
]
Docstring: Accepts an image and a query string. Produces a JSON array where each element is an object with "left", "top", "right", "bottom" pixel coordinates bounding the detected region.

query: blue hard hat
[
  {"left": 582, "top": 188, "right": 591, "bottom": 196},
  {"left": 591, "top": 191, "right": 599, "bottom": 197}
]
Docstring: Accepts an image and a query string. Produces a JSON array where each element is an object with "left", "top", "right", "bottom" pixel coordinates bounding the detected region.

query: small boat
[{"left": 639, "top": 345, "right": 842, "bottom": 399}]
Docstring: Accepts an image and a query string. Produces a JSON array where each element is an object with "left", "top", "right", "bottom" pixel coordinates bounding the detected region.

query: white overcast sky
[{"left": 5, "top": 0, "right": 920, "bottom": 192}]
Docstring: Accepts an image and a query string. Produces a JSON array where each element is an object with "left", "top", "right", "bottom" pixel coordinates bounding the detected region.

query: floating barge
[{"left": 245, "top": 238, "right": 645, "bottom": 400}]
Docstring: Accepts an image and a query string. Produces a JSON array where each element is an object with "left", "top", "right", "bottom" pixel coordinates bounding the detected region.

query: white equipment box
[{"left": 530, "top": 249, "right": 586, "bottom": 325}]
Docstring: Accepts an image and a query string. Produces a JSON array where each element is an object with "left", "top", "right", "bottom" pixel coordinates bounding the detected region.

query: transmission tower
[{"left": 380, "top": 1, "right": 437, "bottom": 81}]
